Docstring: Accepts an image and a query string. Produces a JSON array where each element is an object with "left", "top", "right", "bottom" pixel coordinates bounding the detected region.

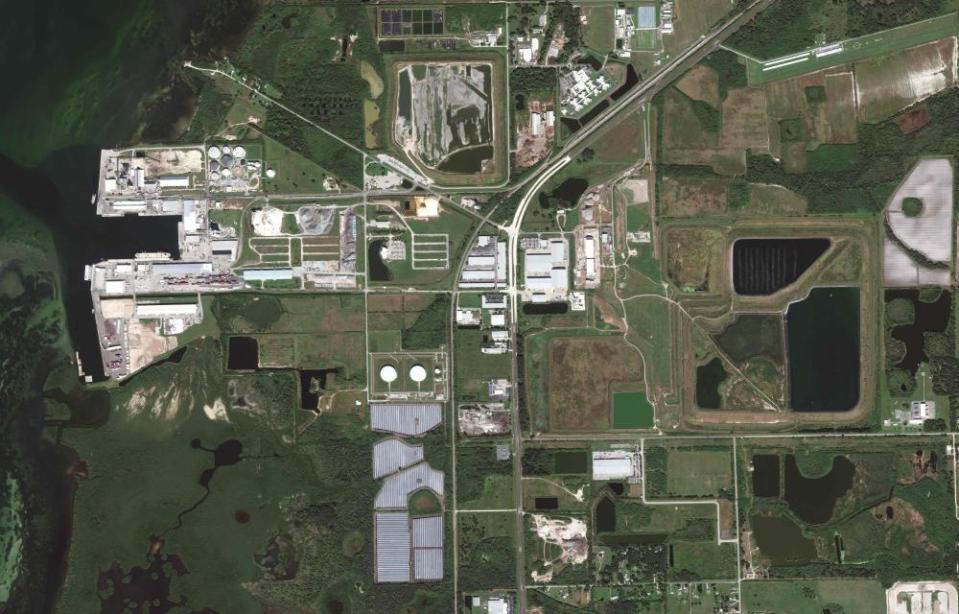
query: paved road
[
  {"left": 501, "top": 2, "right": 775, "bottom": 610},
  {"left": 504, "top": 0, "right": 777, "bottom": 200}
]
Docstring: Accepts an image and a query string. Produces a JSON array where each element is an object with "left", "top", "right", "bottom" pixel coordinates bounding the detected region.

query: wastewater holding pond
[
  {"left": 786, "top": 287, "right": 860, "bottom": 412},
  {"left": 733, "top": 238, "right": 830, "bottom": 295}
]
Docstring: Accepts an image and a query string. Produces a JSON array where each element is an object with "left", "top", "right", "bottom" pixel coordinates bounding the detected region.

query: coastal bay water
[{"left": 0, "top": 2, "right": 259, "bottom": 611}]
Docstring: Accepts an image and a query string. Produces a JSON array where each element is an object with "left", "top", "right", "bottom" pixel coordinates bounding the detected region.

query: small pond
[
  {"left": 695, "top": 357, "right": 727, "bottom": 409},
  {"left": 751, "top": 514, "right": 817, "bottom": 565},
  {"left": 751, "top": 454, "right": 780, "bottom": 498},
  {"left": 227, "top": 336, "right": 258, "bottom": 371}
]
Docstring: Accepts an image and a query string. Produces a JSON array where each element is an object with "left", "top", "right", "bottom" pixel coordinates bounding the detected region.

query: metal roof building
[
  {"left": 370, "top": 403, "right": 442, "bottom": 436},
  {"left": 373, "top": 439, "right": 425, "bottom": 479},
  {"left": 152, "top": 262, "right": 213, "bottom": 275},
  {"left": 413, "top": 547, "right": 443, "bottom": 581},
  {"left": 411, "top": 516, "right": 443, "bottom": 548},
  {"left": 375, "top": 462, "right": 444, "bottom": 510},
  {"left": 375, "top": 511, "right": 411, "bottom": 583},
  {"left": 242, "top": 268, "right": 294, "bottom": 281}
]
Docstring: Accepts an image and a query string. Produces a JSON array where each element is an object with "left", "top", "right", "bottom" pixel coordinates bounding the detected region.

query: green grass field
[
  {"left": 743, "top": 579, "right": 885, "bottom": 614},
  {"left": 612, "top": 391, "right": 655, "bottom": 428}
]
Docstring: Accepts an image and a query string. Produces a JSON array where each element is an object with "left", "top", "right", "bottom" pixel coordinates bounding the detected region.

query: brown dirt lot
[
  {"left": 823, "top": 72, "right": 858, "bottom": 143},
  {"left": 764, "top": 68, "right": 857, "bottom": 145},
  {"left": 662, "top": 0, "right": 732, "bottom": 56},
  {"left": 547, "top": 336, "right": 644, "bottom": 431},
  {"left": 896, "top": 104, "right": 931, "bottom": 134},
  {"left": 743, "top": 183, "right": 807, "bottom": 216},
  {"left": 675, "top": 65, "right": 720, "bottom": 108},
  {"left": 595, "top": 107, "right": 646, "bottom": 164},
  {"left": 660, "top": 175, "right": 728, "bottom": 217},
  {"left": 720, "top": 88, "right": 769, "bottom": 151},
  {"left": 856, "top": 38, "right": 956, "bottom": 122}
]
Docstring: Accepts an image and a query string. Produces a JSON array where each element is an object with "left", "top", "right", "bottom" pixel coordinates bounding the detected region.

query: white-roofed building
[
  {"left": 373, "top": 439, "right": 425, "bottom": 479},
  {"left": 371, "top": 403, "right": 442, "bottom": 436},
  {"left": 375, "top": 511, "right": 411, "bottom": 583},
  {"left": 375, "top": 462, "right": 444, "bottom": 510},
  {"left": 592, "top": 451, "right": 639, "bottom": 480}
]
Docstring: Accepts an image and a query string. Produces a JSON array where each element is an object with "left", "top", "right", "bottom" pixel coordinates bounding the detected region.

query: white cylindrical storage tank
[
  {"left": 208, "top": 145, "right": 221, "bottom": 159},
  {"left": 379, "top": 364, "right": 398, "bottom": 383},
  {"left": 409, "top": 364, "right": 427, "bottom": 383}
]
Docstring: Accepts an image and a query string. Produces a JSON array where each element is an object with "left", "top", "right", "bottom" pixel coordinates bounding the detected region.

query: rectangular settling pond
[
  {"left": 786, "top": 287, "right": 860, "bottom": 412},
  {"left": 612, "top": 391, "right": 654, "bottom": 428}
]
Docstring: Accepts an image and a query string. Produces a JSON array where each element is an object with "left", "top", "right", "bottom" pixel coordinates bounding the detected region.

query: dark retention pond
[
  {"left": 885, "top": 289, "right": 951, "bottom": 376},
  {"left": 595, "top": 497, "right": 616, "bottom": 532},
  {"left": 367, "top": 239, "right": 392, "bottom": 282},
  {"left": 786, "top": 286, "right": 860, "bottom": 412},
  {"left": 751, "top": 515, "right": 817, "bottom": 565},
  {"left": 783, "top": 454, "right": 855, "bottom": 525},
  {"left": 733, "top": 238, "right": 830, "bottom": 295},
  {"left": 227, "top": 336, "right": 258, "bottom": 370},
  {"left": 751, "top": 454, "right": 780, "bottom": 497},
  {"left": 695, "top": 357, "right": 727, "bottom": 409},
  {"left": 437, "top": 145, "right": 493, "bottom": 174},
  {"left": 523, "top": 302, "right": 569, "bottom": 315}
]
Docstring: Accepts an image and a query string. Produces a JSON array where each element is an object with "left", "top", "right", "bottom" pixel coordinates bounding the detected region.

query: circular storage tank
[
  {"left": 233, "top": 145, "right": 247, "bottom": 158},
  {"left": 409, "top": 364, "right": 428, "bottom": 383},
  {"left": 222, "top": 145, "right": 232, "bottom": 155},
  {"left": 208, "top": 145, "right": 221, "bottom": 160},
  {"left": 221, "top": 168, "right": 232, "bottom": 178},
  {"left": 221, "top": 154, "right": 234, "bottom": 168},
  {"left": 266, "top": 168, "right": 277, "bottom": 179},
  {"left": 379, "top": 364, "right": 398, "bottom": 383}
]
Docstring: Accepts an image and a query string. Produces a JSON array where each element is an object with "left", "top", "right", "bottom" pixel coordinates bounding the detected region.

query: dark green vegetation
[
  {"left": 902, "top": 196, "right": 924, "bottom": 217},
  {"left": 747, "top": 87, "right": 959, "bottom": 213},
  {"left": 402, "top": 295, "right": 450, "bottom": 350},
  {"left": 714, "top": 315, "right": 784, "bottom": 365},
  {"left": 60, "top": 337, "right": 452, "bottom": 613},
  {"left": 522, "top": 448, "right": 589, "bottom": 475},
  {"left": 700, "top": 50, "right": 748, "bottom": 100},
  {"left": 231, "top": 5, "right": 385, "bottom": 186},
  {"left": 884, "top": 290, "right": 955, "bottom": 415},
  {"left": 727, "top": 0, "right": 953, "bottom": 59},
  {"left": 459, "top": 512, "right": 515, "bottom": 592},
  {"left": 744, "top": 441, "right": 959, "bottom": 586}
]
